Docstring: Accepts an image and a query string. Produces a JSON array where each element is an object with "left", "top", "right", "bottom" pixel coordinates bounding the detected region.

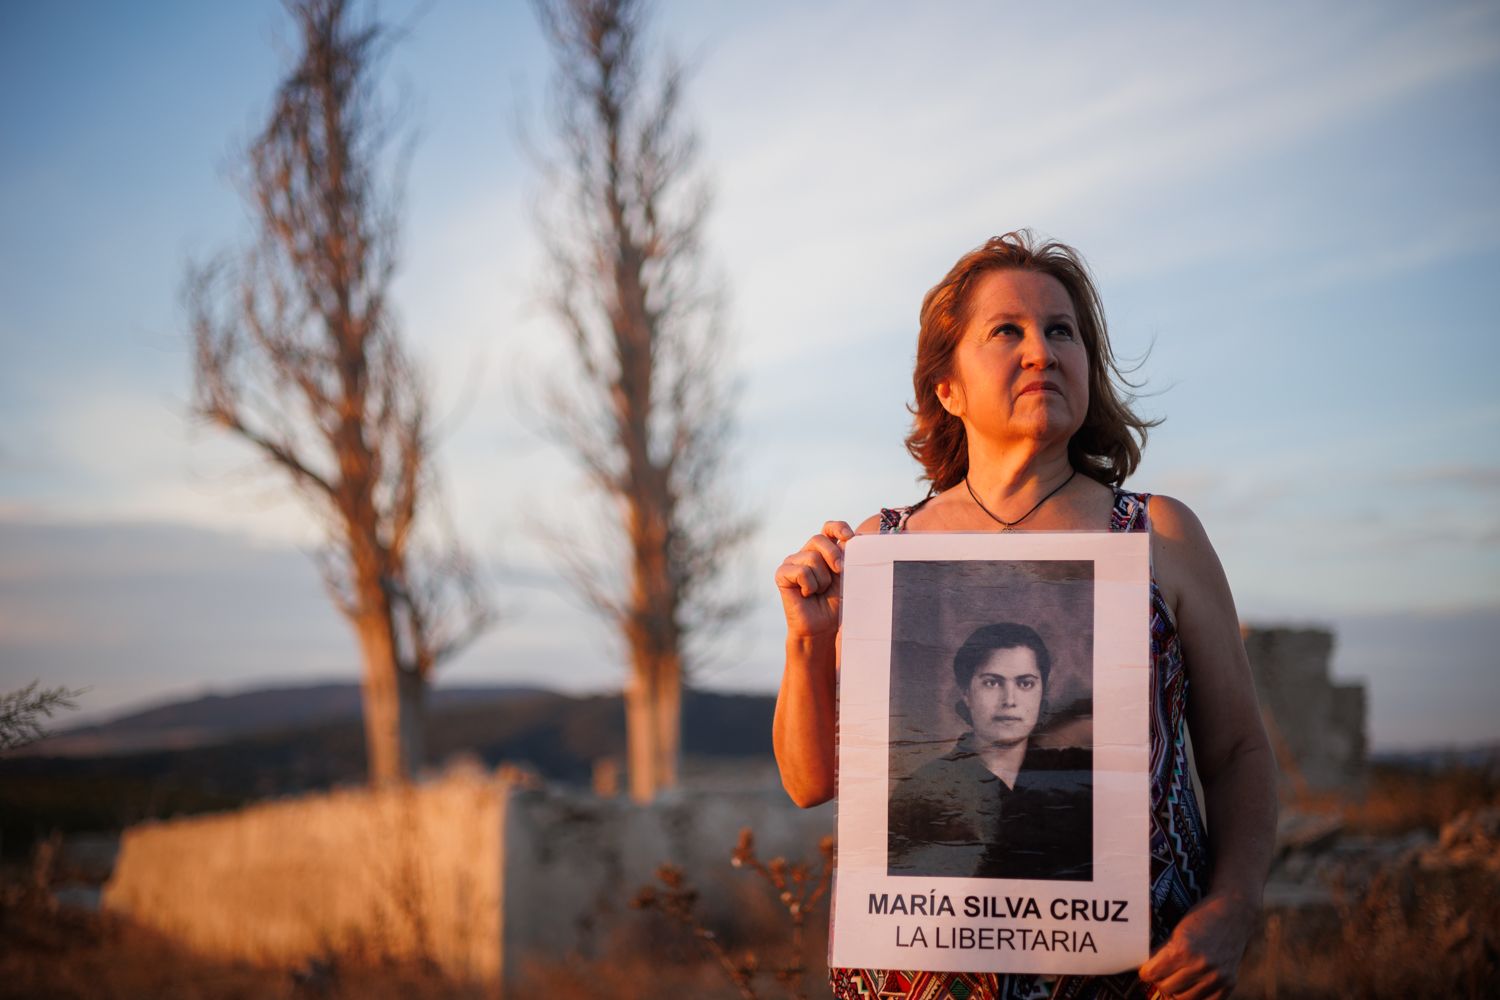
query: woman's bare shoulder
[
  {"left": 1145, "top": 494, "right": 1215, "bottom": 554},
  {"left": 855, "top": 512, "right": 883, "bottom": 534},
  {"left": 1145, "top": 493, "right": 1234, "bottom": 621},
  {"left": 894, "top": 487, "right": 964, "bottom": 531},
  {"left": 1143, "top": 492, "right": 1193, "bottom": 522}
]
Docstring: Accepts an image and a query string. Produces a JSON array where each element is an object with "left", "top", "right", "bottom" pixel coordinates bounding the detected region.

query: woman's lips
[{"left": 1016, "top": 381, "right": 1061, "bottom": 396}]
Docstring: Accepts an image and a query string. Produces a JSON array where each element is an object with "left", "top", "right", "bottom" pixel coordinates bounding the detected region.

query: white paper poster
[{"left": 829, "top": 531, "right": 1150, "bottom": 975}]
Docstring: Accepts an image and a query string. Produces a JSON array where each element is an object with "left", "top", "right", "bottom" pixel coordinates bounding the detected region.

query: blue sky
[{"left": 2, "top": 0, "right": 1497, "bottom": 749}]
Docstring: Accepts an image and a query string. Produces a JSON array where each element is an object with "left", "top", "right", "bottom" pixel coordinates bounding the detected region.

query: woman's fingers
[
  {"left": 1151, "top": 974, "right": 1229, "bottom": 1000},
  {"left": 1139, "top": 903, "right": 1240, "bottom": 1000},
  {"left": 776, "top": 558, "right": 830, "bottom": 598},
  {"left": 773, "top": 520, "right": 854, "bottom": 627},
  {"left": 1146, "top": 962, "right": 1213, "bottom": 998},
  {"left": 804, "top": 532, "right": 845, "bottom": 573},
  {"left": 821, "top": 519, "right": 855, "bottom": 543}
]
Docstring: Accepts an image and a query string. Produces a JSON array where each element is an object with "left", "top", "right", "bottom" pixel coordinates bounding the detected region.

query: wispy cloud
[
  {"left": 1396, "top": 463, "right": 1500, "bottom": 491},
  {"left": 679, "top": 0, "right": 1500, "bottom": 383}
]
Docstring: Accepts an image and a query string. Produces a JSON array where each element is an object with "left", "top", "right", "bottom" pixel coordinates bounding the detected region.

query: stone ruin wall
[
  {"left": 501, "top": 783, "right": 834, "bottom": 982},
  {"left": 1241, "top": 626, "right": 1367, "bottom": 798},
  {"left": 101, "top": 763, "right": 832, "bottom": 994}
]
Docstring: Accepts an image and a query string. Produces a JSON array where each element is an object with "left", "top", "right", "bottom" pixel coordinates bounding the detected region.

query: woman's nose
[{"left": 1021, "top": 329, "right": 1057, "bottom": 369}]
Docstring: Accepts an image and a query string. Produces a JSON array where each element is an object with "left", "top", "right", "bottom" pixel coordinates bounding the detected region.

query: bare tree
[
  {"left": 189, "top": 0, "right": 491, "bottom": 785},
  {"left": 533, "top": 0, "right": 753, "bottom": 802}
]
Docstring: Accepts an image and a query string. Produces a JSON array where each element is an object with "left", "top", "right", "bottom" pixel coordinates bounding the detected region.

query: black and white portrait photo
[
  {"left": 830, "top": 531, "right": 1150, "bottom": 973},
  {"left": 886, "top": 560, "right": 1094, "bottom": 881}
]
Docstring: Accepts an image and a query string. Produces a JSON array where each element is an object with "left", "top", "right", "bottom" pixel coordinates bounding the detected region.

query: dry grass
[
  {"left": 1339, "top": 760, "right": 1500, "bottom": 837},
  {"left": 1234, "top": 761, "right": 1500, "bottom": 999},
  {"left": 0, "top": 887, "right": 483, "bottom": 1000},
  {"left": 512, "top": 869, "right": 836, "bottom": 1000},
  {"left": 1237, "top": 844, "right": 1499, "bottom": 998},
  {"left": 514, "top": 926, "right": 793, "bottom": 1000}
]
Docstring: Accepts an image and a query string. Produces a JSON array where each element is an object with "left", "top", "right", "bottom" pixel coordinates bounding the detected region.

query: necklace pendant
[{"left": 964, "top": 468, "right": 1078, "bottom": 533}]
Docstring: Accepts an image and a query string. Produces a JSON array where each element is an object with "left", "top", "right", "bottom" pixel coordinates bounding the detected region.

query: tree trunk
[
  {"left": 623, "top": 479, "right": 684, "bottom": 802},
  {"left": 355, "top": 609, "right": 416, "bottom": 786},
  {"left": 652, "top": 650, "right": 681, "bottom": 793},
  {"left": 625, "top": 648, "right": 681, "bottom": 803},
  {"left": 625, "top": 666, "right": 657, "bottom": 803}
]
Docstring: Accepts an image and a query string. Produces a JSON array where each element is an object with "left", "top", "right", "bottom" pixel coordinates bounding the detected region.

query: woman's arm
[
  {"left": 772, "top": 516, "right": 879, "bottom": 808},
  {"left": 773, "top": 630, "right": 839, "bottom": 807},
  {"left": 1139, "top": 496, "right": 1279, "bottom": 1000}
]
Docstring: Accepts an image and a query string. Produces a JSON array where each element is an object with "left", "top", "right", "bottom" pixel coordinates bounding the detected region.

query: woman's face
[
  {"left": 936, "top": 269, "right": 1090, "bottom": 449},
  {"left": 961, "top": 645, "right": 1044, "bottom": 748}
]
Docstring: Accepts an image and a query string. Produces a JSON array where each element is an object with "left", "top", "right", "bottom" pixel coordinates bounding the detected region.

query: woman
[
  {"left": 772, "top": 232, "right": 1277, "bottom": 1000},
  {"left": 888, "top": 622, "right": 1092, "bottom": 882}
]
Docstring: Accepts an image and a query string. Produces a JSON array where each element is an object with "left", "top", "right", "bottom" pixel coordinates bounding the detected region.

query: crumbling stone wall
[
  {"left": 1242, "top": 626, "right": 1366, "bottom": 796},
  {"left": 102, "top": 765, "right": 832, "bottom": 994},
  {"left": 501, "top": 783, "right": 833, "bottom": 982},
  {"left": 104, "top": 764, "right": 505, "bottom": 989}
]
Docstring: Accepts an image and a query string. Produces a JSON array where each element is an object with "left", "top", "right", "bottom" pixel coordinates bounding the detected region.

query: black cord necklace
[{"left": 964, "top": 467, "right": 1077, "bottom": 531}]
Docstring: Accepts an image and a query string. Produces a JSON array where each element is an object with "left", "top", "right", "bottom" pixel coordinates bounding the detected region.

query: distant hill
[
  {"left": 26, "top": 682, "right": 552, "bottom": 757},
  {"left": 0, "top": 682, "right": 778, "bottom": 858}
]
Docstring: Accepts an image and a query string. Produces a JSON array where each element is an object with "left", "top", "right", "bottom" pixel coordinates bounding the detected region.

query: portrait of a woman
[{"left": 888, "top": 621, "right": 1093, "bottom": 882}]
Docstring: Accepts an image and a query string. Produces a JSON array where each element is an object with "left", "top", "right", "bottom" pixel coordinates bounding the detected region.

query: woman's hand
[
  {"left": 774, "top": 520, "right": 854, "bottom": 639},
  {"left": 1138, "top": 891, "right": 1258, "bottom": 999},
  {"left": 772, "top": 519, "right": 862, "bottom": 807}
]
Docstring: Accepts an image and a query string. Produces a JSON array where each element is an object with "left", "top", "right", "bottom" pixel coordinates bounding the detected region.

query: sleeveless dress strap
[
  {"left": 878, "top": 507, "right": 913, "bottom": 533},
  {"left": 1110, "top": 488, "right": 1152, "bottom": 533},
  {"left": 880, "top": 495, "right": 933, "bottom": 533}
]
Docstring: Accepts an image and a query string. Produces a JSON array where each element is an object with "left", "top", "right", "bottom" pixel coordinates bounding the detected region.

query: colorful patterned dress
[{"left": 829, "top": 489, "right": 1211, "bottom": 1000}]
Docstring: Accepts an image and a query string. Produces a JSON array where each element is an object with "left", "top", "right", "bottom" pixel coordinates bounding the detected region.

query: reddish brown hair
[{"left": 904, "top": 230, "right": 1156, "bottom": 490}]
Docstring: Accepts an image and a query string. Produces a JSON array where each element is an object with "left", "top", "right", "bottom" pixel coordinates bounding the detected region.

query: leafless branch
[
  {"left": 0, "top": 682, "right": 86, "bottom": 754},
  {"left": 633, "top": 829, "right": 837, "bottom": 999}
]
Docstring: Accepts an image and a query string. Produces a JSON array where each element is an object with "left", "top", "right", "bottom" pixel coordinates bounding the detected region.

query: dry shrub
[
  {"left": 1341, "top": 760, "right": 1500, "bottom": 837},
  {"left": 1, "top": 852, "right": 279, "bottom": 1000},
  {"left": 515, "top": 829, "right": 835, "bottom": 1000},
  {"left": 513, "top": 920, "right": 834, "bottom": 1000},
  {"left": 513, "top": 928, "right": 761, "bottom": 1000},
  {"left": 1239, "top": 879, "right": 1498, "bottom": 998},
  {"left": 512, "top": 892, "right": 796, "bottom": 999},
  {"left": 1239, "top": 807, "right": 1500, "bottom": 999},
  {"left": 0, "top": 870, "right": 485, "bottom": 1000}
]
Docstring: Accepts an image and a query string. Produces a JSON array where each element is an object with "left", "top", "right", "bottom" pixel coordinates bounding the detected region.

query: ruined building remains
[{"left": 1242, "top": 626, "right": 1366, "bottom": 798}]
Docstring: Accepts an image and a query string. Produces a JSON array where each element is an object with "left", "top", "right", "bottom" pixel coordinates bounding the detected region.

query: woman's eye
[
  {"left": 1018, "top": 678, "right": 1036, "bottom": 690},
  {"left": 990, "top": 323, "right": 1022, "bottom": 339},
  {"left": 1047, "top": 324, "right": 1075, "bottom": 340}
]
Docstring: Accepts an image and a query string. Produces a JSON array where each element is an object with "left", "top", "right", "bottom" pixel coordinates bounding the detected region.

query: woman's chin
[
  {"left": 977, "top": 414, "right": 1079, "bottom": 447},
  {"left": 977, "top": 728, "right": 1033, "bottom": 748}
]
